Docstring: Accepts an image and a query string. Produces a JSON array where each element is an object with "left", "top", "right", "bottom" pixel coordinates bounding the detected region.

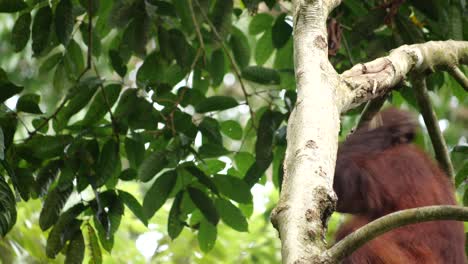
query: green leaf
[
  {"left": 212, "top": 174, "right": 252, "bottom": 204},
  {"left": 0, "top": 0, "right": 27, "bottom": 13},
  {"left": 82, "top": 84, "right": 122, "bottom": 125},
  {"left": 11, "top": 12, "right": 31, "bottom": 52},
  {"left": 138, "top": 151, "right": 168, "bottom": 182},
  {"left": 272, "top": 14, "right": 292, "bottom": 49},
  {"left": 249, "top": 13, "right": 274, "bottom": 35},
  {"left": 198, "top": 117, "right": 222, "bottom": 144},
  {"left": 17, "top": 135, "right": 73, "bottom": 160},
  {"left": 143, "top": 170, "right": 177, "bottom": 218},
  {"left": 136, "top": 52, "right": 167, "bottom": 88},
  {"left": 209, "top": 49, "right": 225, "bottom": 87},
  {"left": 118, "top": 190, "right": 148, "bottom": 226},
  {"left": 242, "top": 66, "right": 280, "bottom": 85},
  {"left": 185, "top": 165, "right": 219, "bottom": 195},
  {"left": 395, "top": 14, "right": 424, "bottom": 44},
  {"left": 32, "top": 5, "right": 53, "bottom": 55},
  {"left": 55, "top": 77, "right": 101, "bottom": 130},
  {"left": 453, "top": 145, "right": 468, "bottom": 154},
  {"left": 167, "top": 191, "right": 184, "bottom": 240},
  {"left": 16, "top": 93, "right": 42, "bottom": 114},
  {"left": 124, "top": 137, "right": 145, "bottom": 169},
  {"left": 220, "top": 120, "right": 243, "bottom": 140},
  {"left": 12, "top": 168, "right": 34, "bottom": 201},
  {"left": 39, "top": 186, "right": 73, "bottom": 231},
  {"left": 0, "top": 128, "right": 4, "bottom": 160},
  {"left": 210, "top": 0, "right": 233, "bottom": 37},
  {"left": 169, "top": 29, "right": 195, "bottom": 70},
  {"left": 64, "top": 39, "right": 85, "bottom": 76},
  {"left": 119, "top": 168, "right": 137, "bottom": 181},
  {"left": 39, "top": 53, "right": 63, "bottom": 74},
  {"left": 255, "top": 29, "right": 274, "bottom": 65},
  {"left": 198, "top": 159, "right": 226, "bottom": 175},
  {"left": 0, "top": 177, "right": 16, "bottom": 237},
  {"left": 55, "top": 0, "right": 74, "bottom": 45},
  {"left": 94, "top": 139, "right": 119, "bottom": 187},
  {"left": 229, "top": 27, "right": 251, "bottom": 69},
  {"left": 198, "top": 219, "right": 217, "bottom": 253},
  {"left": 46, "top": 203, "right": 86, "bottom": 258},
  {"left": 85, "top": 224, "right": 102, "bottom": 264},
  {"left": 274, "top": 38, "right": 294, "bottom": 70},
  {"left": 65, "top": 230, "right": 85, "bottom": 264},
  {"left": 215, "top": 198, "right": 248, "bottom": 232},
  {"left": 343, "top": 0, "right": 368, "bottom": 16},
  {"left": 187, "top": 187, "right": 219, "bottom": 225},
  {"left": 109, "top": 50, "right": 127, "bottom": 77},
  {"left": 234, "top": 152, "right": 255, "bottom": 175},
  {"left": 256, "top": 110, "right": 284, "bottom": 161},
  {"left": 448, "top": 4, "right": 463, "bottom": 40},
  {"left": 455, "top": 161, "right": 468, "bottom": 188},
  {"left": 0, "top": 80, "right": 23, "bottom": 103},
  {"left": 198, "top": 143, "right": 230, "bottom": 158},
  {"left": 195, "top": 96, "right": 238, "bottom": 113}
]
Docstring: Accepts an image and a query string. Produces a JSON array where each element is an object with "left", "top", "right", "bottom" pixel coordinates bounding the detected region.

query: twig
[
  {"left": 411, "top": 77, "right": 454, "bottom": 178},
  {"left": 448, "top": 66, "right": 468, "bottom": 91},
  {"left": 356, "top": 94, "right": 387, "bottom": 129},
  {"left": 188, "top": 0, "right": 206, "bottom": 64},
  {"left": 327, "top": 205, "right": 468, "bottom": 262},
  {"left": 193, "top": 0, "right": 257, "bottom": 128},
  {"left": 341, "top": 31, "right": 355, "bottom": 66}
]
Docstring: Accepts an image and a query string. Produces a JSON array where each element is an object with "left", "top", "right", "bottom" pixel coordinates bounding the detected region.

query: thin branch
[
  {"left": 341, "top": 31, "right": 355, "bottom": 66},
  {"left": 448, "top": 66, "right": 468, "bottom": 91},
  {"left": 193, "top": 0, "right": 257, "bottom": 127},
  {"left": 188, "top": 0, "right": 206, "bottom": 64},
  {"left": 356, "top": 94, "right": 387, "bottom": 129},
  {"left": 327, "top": 205, "right": 468, "bottom": 263},
  {"left": 412, "top": 77, "right": 454, "bottom": 177}
]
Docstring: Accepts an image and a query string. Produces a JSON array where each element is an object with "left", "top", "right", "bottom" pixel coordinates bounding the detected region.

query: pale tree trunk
[{"left": 270, "top": 0, "right": 468, "bottom": 263}]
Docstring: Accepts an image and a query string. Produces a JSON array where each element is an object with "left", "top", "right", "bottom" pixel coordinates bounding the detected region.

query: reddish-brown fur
[{"left": 333, "top": 108, "right": 466, "bottom": 263}]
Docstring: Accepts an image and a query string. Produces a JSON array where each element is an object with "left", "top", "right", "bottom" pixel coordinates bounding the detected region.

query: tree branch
[
  {"left": 448, "top": 66, "right": 468, "bottom": 91},
  {"left": 339, "top": 41, "right": 468, "bottom": 112},
  {"left": 412, "top": 77, "right": 454, "bottom": 177},
  {"left": 327, "top": 205, "right": 468, "bottom": 262}
]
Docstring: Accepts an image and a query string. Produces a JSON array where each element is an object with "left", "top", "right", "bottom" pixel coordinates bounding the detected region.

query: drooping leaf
[
  {"left": 229, "top": 27, "right": 251, "bottom": 69},
  {"left": 124, "top": 137, "right": 145, "bottom": 169},
  {"left": 32, "top": 5, "right": 53, "bottom": 55},
  {"left": 55, "top": 0, "right": 74, "bottom": 45},
  {"left": 65, "top": 230, "right": 85, "bottom": 264},
  {"left": 209, "top": 49, "right": 225, "bottom": 87},
  {"left": 169, "top": 29, "right": 195, "bottom": 70},
  {"left": 195, "top": 96, "right": 238, "bottom": 113},
  {"left": 255, "top": 29, "right": 274, "bottom": 65},
  {"left": 210, "top": 0, "right": 233, "bottom": 37},
  {"left": 109, "top": 50, "right": 127, "bottom": 77},
  {"left": 118, "top": 190, "right": 148, "bottom": 226},
  {"left": 138, "top": 151, "right": 168, "bottom": 182},
  {"left": 185, "top": 165, "right": 219, "bottom": 195},
  {"left": 272, "top": 14, "right": 292, "bottom": 49},
  {"left": 11, "top": 12, "right": 31, "bottom": 52},
  {"left": 167, "top": 191, "right": 184, "bottom": 240},
  {"left": 143, "top": 170, "right": 177, "bottom": 218},
  {"left": 39, "top": 186, "right": 73, "bottom": 231},
  {"left": 187, "top": 187, "right": 219, "bottom": 225},
  {"left": 94, "top": 139, "right": 119, "bottom": 187},
  {"left": 86, "top": 224, "right": 102, "bottom": 264},
  {"left": 46, "top": 204, "right": 85, "bottom": 258},
  {"left": 0, "top": 177, "right": 17, "bottom": 237},
  {"left": 198, "top": 218, "right": 217, "bottom": 252},
  {"left": 215, "top": 198, "right": 248, "bottom": 232}
]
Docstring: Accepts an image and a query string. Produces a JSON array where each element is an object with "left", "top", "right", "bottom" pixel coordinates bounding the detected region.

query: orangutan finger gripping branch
[{"left": 333, "top": 108, "right": 466, "bottom": 264}]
